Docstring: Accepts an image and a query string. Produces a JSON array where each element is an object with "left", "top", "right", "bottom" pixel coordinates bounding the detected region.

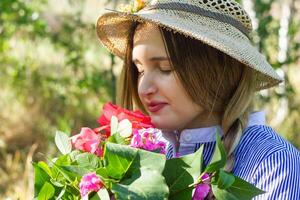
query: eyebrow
[{"left": 133, "top": 56, "right": 170, "bottom": 64}]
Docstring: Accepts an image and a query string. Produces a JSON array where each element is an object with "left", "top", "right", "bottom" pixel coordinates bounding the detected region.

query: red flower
[{"left": 96, "top": 103, "right": 154, "bottom": 136}]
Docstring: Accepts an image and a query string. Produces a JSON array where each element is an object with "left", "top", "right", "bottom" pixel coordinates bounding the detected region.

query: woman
[{"left": 96, "top": 0, "right": 300, "bottom": 199}]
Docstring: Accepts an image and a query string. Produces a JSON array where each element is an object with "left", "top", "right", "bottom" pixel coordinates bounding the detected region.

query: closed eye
[{"left": 159, "top": 69, "right": 173, "bottom": 74}]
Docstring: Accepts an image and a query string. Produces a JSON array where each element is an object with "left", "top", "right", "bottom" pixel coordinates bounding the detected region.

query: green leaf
[
  {"left": 108, "top": 132, "right": 127, "bottom": 145},
  {"left": 96, "top": 168, "right": 113, "bottom": 187},
  {"left": 205, "top": 131, "right": 226, "bottom": 173},
  {"left": 55, "top": 131, "right": 72, "bottom": 155},
  {"left": 109, "top": 143, "right": 168, "bottom": 199},
  {"left": 112, "top": 167, "right": 169, "bottom": 200},
  {"left": 33, "top": 162, "right": 51, "bottom": 196},
  {"left": 64, "top": 183, "right": 81, "bottom": 196},
  {"left": 104, "top": 142, "right": 138, "bottom": 180},
  {"left": 60, "top": 165, "right": 91, "bottom": 176},
  {"left": 56, "top": 186, "right": 79, "bottom": 199},
  {"left": 53, "top": 154, "right": 72, "bottom": 166},
  {"left": 56, "top": 188, "right": 66, "bottom": 199},
  {"left": 38, "top": 182, "right": 55, "bottom": 200},
  {"left": 50, "top": 155, "right": 72, "bottom": 183},
  {"left": 217, "top": 170, "right": 235, "bottom": 189},
  {"left": 51, "top": 156, "right": 81, "bottom": 183},
  {"left": 226, "top": 177, "right": 265, "bottom": 200},
  {"left": 90, "top": 188, "right": 110, "bottom": 200},
  {"left": 37, "top": 161, "right": 52, "bottom": 177},
  {"left": 163, "top": 145, "right": 204, "bottom": 199},
  {"left": 50, "top": 168, "right": 66, "bottom": 186},
  {"left": 96, "top": 167, "right": 109, "bottom": 180},
  {"left": 127, "top": 147, "right": 166, "bottom": 175},
  {"left": 75, "top": 152, "right": 102, "bottom": 169},
  {"left": 211, "top": 176, "right": 265, "bottom": 200},
  {"left": 212, "top": 184, "right": 239, "bottom": 200},
  {"left": 69, "top": 150, "right": 82, "bottom": 161},
  {"left": 50, "top": 178, "right": 64, "bottom": 187}
]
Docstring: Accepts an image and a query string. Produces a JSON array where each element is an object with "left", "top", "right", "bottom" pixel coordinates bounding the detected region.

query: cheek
[
  {"left": 137, "top": 78, "right": 142, "bottom": 97},
  {"left": 159, "top": 75, "right": 182, "bottom": 99},
  {"left": 171, "top": 94, "right": 204, "bottom": 123},
  {"left": 170, "top": 87, "right": 192, "bottom": 107}
]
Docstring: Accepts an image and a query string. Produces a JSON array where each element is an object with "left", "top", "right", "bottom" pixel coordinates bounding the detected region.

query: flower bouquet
[{"left": 34, "top": 103, "right": 264, "bottom": 200}]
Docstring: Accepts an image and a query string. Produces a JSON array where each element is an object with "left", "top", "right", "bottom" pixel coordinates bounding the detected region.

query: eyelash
[
  {"left": 138, "top": 71, "right": 144, "bottom": 77},
  {"left": 137, "top": 69, "right": 172, "bottom": 77},
  {"left": 160, "top": 69, "right": 172, "bottom": 74}
]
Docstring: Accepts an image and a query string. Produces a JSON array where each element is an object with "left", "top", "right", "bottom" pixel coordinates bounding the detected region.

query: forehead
[
  {"left": 133, "top": 22, "right": 164, "bottom": 47},
  {"left": 133, "top": 22, "right": 167, "bottom": 59}
]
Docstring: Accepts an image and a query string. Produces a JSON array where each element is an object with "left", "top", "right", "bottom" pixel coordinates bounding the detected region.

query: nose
[{"left": 138, "top": 73, "right": 157, "bottom": 97}]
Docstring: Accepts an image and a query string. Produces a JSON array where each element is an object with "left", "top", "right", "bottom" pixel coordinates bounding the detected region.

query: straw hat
[{"left": 96, "top": 0, "right": 283, "bottom": 90}]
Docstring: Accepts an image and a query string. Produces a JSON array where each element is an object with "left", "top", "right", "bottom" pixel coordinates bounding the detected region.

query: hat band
[{"left": 143, "top": 2, "right": 250, "bottom": 38}]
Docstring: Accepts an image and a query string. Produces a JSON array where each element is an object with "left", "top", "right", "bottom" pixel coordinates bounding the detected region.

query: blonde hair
[{"left": 119, "top": 22, "right": 256, "bottom": 172}]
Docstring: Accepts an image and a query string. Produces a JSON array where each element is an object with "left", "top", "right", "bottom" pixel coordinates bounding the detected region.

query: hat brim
[{"left": 97, "top": 10, "right": 283, "bottom": 90}]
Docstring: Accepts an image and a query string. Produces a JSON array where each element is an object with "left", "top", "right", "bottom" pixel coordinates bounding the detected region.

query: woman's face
[{"left": 132, "top": 23, "right": 209, "bottom": 131}]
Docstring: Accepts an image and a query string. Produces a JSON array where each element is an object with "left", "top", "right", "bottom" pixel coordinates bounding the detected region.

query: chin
[{"left": 151, "top": 119, "right": 178, "bottom": 131}]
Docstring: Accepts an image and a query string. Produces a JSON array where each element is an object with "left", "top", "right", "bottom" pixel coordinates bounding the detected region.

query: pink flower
[
  {"left": 130, "top": 128, "right": 166, "bottom": 154},
  {"left": 71, "top": 127, "right": 103, "bottom": 157},
  {"left": 79, "top": 172, "right": 104, "bottom": 197},
  {"left": 192, "top": 173, "right": 211, "bottom": 200}
]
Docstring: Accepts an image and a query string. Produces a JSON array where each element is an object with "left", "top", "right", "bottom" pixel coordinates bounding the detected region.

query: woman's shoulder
[
  {"left": 244, "top": 125, "right": 299, "bottom": 150},
  {"left": 238, "top": 125, "right": 299, "bottom": 155},
  {"left": 239, "top": 111, "right": 299, "bottom": 156},
  {"left": 234, "top": 125, "right": 300, "bottom": 199},
  {"left": 234, "top": 125, "right": 300, "bottom": 171}
]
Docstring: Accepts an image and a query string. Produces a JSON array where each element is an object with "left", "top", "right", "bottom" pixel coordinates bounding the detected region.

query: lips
[{"left": 147, "top": 102, "right": 168, "bottom": 112}]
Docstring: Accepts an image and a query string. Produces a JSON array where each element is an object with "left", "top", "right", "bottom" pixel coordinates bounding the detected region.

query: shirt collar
[{"left": 163, "top": 111, "right": 266, "bottom": 144}]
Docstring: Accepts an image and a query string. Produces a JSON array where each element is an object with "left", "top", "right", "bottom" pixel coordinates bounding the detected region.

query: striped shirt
[{"left": 160, "top": 111, "right": 300, "bottom": 200}]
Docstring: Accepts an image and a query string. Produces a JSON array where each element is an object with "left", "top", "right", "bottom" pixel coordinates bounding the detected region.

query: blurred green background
[{"left": 0, "top": 0, "right": 299, "bottom": 199}]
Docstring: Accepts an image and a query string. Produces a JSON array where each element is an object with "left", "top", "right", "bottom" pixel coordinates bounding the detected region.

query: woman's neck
[{"left": 178, "top": 111, "right": 222, "bottom": 133}]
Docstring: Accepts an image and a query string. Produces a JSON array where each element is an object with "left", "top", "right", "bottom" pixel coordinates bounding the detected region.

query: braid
[
  {"left": 221, "top": 67, "right": 255, "bottom": 172},
  {"left": 223, "top": 114, "right": 248, "bottom": 172}
]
